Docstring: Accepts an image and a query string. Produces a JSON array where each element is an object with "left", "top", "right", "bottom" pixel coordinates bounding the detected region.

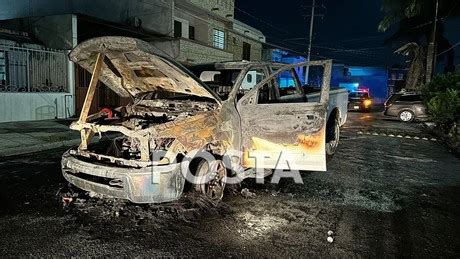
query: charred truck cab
[{"left": 62, "top": 37, "right": 340, "bottom": 204}]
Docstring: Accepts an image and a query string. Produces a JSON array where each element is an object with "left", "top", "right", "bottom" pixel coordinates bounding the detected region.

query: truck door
[{"left": 237, "top": 61, "right": 332, "bottom": 171}]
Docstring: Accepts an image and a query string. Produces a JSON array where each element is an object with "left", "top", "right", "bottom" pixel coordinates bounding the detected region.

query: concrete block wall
[
  {"left": 188, "top": 0, "right": 234, "bottom": 20},
  {"left": 229, "top": 32, "right": 263, "bottom": 61},
  {"left": 177, "top": 39, "right": 233, "bottom": 64}
]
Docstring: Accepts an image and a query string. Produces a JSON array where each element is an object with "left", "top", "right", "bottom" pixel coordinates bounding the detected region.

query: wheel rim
[
  {"left": 400, "top": 111, "right": 413, "bottom": 122},
  {"left": 196, "top": 160, "right": 226, "bottom": 200}
]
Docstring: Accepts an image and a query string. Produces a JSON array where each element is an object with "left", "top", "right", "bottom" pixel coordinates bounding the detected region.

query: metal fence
[{"left": 0, "top": 45, "right": 68, "bottom": 93}]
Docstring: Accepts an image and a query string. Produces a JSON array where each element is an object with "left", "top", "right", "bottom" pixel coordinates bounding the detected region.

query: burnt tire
[
  {"left": 194, "top": 159, "right": 227, "bottom": 201},
  {"left": 326, "top": 116, "right": 340, "bottom": 161}
]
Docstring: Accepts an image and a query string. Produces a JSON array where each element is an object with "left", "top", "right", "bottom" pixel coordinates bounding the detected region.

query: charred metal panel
[
  {"left": 239, "top": 104, "right": 327, "bottom": 171},
  {"left": 69, "top": 37, "right": 220, "bottom": 101},
  {"left": 154, "top": 110, "right": 236, "bottom": 156},
  {"left": 62, "top": 151, "right": 185, "bottom": 204},
  {"left": 236, "top": 60, "right": 332, "bottom": 171}
]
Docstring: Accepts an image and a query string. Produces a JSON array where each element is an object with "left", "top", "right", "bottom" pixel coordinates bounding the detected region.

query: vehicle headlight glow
[{"left": 364, "top": 99, "right": 372, "bottom": 107}]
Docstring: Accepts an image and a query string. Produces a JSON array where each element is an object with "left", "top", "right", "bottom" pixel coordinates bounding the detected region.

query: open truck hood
[{"left": 69, "top": 36, "right": 220, "bottom": 102}]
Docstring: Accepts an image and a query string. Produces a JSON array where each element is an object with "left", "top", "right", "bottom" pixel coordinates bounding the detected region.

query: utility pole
[
  {"left": 305, "top": 0, "right": 316, "bottom": 84},
  {"left": 426, "top": 0, "right": 439, "bottom": 84}
]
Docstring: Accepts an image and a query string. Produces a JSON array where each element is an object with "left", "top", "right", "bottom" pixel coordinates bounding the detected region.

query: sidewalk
[{"left": 0, "top": 119, "right": 81, "bottom": 158}]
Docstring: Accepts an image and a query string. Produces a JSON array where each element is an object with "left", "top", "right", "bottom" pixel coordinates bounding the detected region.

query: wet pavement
[{"left": 0, "top": 111, "right": 459, "bottom": 257}]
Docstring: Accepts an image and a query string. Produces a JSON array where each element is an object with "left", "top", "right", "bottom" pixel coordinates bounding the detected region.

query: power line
[
  {"left": 437, "top": 41, "right": 460, "bottom": 56},
  {"left": 136, "top": 1, "right": 316, "bottom": 61},
  {"left": 340, "top": 35, "right": 387, "bottom": 43},
  {"left": 446, "top": 0, "right": 460, "bottom": 17},
  {"left": 234, "top": 6, "right": 290, "bottom": 35},
  {"left": 312, "top": 45, "right": 387, "bottom": 52}
]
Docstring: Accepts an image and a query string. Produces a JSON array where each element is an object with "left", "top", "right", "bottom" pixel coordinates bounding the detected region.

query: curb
[
  {"left": 356, "top": 131, "right": 437, "bottom": 142},
  {"left": 422, "top": 123, "right": 460, "bottom": 154},
  {"left": 0, "top": 139, "right": 80, "bottom": 158}
]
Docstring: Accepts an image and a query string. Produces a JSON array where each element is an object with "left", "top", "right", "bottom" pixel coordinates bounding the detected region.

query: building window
[
  {"left": 213, "top": 29, "right": 225, "bottom": 49},
  {"left": 174, "top": 20, "right": 182, "bottom": 38},
  {"left": 243, "top": 42, "right": 251, "bottom": 60},
  {"left": 189, "top": 26, "right": 195, "bottom": 40},
  {"left": 0, "top": 51, "right": 6, "bottom": 84}
]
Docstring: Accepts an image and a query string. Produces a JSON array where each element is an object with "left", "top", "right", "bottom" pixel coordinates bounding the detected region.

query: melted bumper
[{"left": 61, "top": 150, "right": 185, "bottom": 204}]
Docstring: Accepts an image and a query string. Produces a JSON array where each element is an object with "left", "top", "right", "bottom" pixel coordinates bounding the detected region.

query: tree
[
  {"left": 379, "top": 0, "right": 459, "bottom": 88},
  {"left": 379, "top": 0, "right": 459, "bottom": 32},
  {"left": 394, "top": 43, "right": 426, "bottom": 91}
]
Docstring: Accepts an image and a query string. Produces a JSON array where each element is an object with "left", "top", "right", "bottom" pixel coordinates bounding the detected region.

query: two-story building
[
  {"left": 0, "top": 0, "right": 266, "bottom": 122},
  {"left": 158, "top": 0, "right": 266, "bottom": 64}
]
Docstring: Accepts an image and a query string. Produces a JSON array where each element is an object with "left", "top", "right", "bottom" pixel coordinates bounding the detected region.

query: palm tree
[{"left": 379, "top": 0, "right": 459, "bottom": 89}]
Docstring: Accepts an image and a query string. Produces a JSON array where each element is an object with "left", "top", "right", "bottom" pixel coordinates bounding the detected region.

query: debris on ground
[
  {"left": 74, "top": 198, "right": 87, "bottom": 206},
  {"left": 237, "top": 211, "right": 288, "bottom": 239},
  {"left": 56, "top": 184, "right": 79, "bottom": 208},
  {"left": 327, "top": 230, "right": 335, "bottom": 243},
  {"left": 66, "top": 191, "right": 232, "bottom": 229},
  {"left": 241, "top": 188, "right": 256, "bottom": 198}
]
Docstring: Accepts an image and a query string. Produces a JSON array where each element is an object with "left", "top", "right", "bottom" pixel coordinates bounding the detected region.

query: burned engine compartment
[
  {"left": 81, "top": 94, "right": 219, "bottom": 163},
  {"left": 120, "top": 94, "right": 218, "bottom": 130}
]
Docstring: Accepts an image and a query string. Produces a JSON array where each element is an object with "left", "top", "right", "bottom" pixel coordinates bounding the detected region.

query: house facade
[
  {"left": 230, "top": 20, "right": 266, "bottom": 61},
  {"left": 0, "top": 0, "right": 266, "bottom": 122},
  {"left": 159, "top": 0, "right": 265, "bottom": 64}
]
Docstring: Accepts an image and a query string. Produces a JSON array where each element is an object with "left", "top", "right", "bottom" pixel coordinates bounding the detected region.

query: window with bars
[
  {"left": 0, "top": 51, "right": 6, "bottom": 83},
  {"left": 213, "top": 29, "right": 225, "bottom": 49}
]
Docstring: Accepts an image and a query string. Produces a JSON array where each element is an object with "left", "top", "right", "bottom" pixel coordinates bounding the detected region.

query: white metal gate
[{"left": 0, "top": 45, "right": 68, "bottom": 93}]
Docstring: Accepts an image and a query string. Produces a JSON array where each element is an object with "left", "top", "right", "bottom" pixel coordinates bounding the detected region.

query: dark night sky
[{"left": 235, "top": 0, "right": 460, "bottom": 67}]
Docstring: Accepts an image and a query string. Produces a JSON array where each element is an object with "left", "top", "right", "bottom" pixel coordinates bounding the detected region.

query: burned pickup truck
[{"left": 62, "top": 36, "right": 348, "bottom": 203}]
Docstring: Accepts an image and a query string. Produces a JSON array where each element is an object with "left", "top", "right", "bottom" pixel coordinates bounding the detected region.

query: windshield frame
[{"left": 189, "top": 64, "right": 251, "bottom": 102}]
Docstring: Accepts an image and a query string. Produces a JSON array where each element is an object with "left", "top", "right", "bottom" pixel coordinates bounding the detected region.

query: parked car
[
  {"left": 348, "top": 90, "right": 372, "bottom": 112},
  {"left": 61, "top": 36, "right": 348, "bottom": 204},
  {"left": 384, "top": 92, "right": 428, "bottom": 122}
]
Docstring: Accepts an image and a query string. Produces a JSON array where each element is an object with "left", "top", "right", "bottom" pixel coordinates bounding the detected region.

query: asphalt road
[{"left": 0, "top": 112, "right": 459, "bottom": 257}]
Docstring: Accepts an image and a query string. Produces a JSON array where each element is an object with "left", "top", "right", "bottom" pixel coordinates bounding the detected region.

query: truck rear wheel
[{"left": 326, "top": 116, "right": 340, "bottom": 160}]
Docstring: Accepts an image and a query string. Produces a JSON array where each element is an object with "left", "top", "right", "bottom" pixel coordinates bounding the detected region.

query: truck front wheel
[{"left": 194, "top": 160, "right": 227, "bottom": 201}]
